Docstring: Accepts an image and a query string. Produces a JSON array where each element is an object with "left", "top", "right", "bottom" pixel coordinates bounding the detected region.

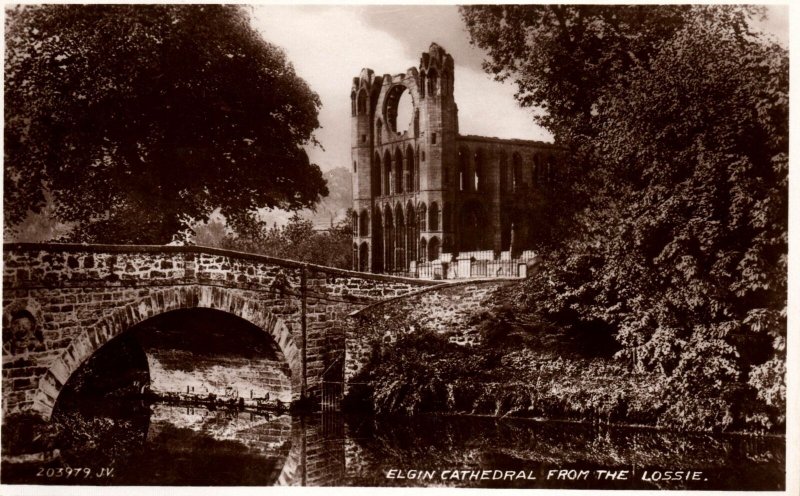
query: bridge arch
[{"left": 33, "top": 285, "right": 302, "bottom": 420}]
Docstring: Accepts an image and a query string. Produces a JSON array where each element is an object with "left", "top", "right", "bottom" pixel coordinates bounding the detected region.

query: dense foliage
[
  {"left": 192, "top": 211, "right": 354, "bottom": 270},
  {"left": 5, "top": 5, "right": 327, "bottom": 244},
  {"left": 460, "top": 5, "right": 787, "bottom": 431}
]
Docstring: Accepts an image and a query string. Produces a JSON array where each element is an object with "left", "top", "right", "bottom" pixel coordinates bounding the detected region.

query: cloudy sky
[{"left": 248, "top": 4, "right": 789, "bottom": 173}]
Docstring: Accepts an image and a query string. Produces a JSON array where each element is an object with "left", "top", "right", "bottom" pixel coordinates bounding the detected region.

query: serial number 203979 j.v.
[{"left": 37, "top": 467, "right": 115, "bottom": 478}]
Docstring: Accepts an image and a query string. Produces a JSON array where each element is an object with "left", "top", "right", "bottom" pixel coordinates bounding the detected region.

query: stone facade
[
  {"left": 344, "top": 279, "right": 517, "bottom": 385},
  {"left": 2, "top": 243, "right": 437, "bottom": 420},
  {"left": 351, "top": 43, "right": 565, "bottom": 275}
]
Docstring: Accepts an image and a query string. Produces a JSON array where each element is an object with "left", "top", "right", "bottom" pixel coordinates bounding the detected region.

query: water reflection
[{"left": 4, "top": 403, "right": 784, "bottom": 489}]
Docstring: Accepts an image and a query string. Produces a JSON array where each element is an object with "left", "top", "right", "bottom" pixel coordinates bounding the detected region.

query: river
[{"left": 1, "top": 399, "right": 784, "bottom": 489}]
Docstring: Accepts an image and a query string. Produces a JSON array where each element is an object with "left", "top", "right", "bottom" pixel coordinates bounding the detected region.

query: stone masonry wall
[
  {"left": 2, "top": 244, "right": 437, "bottom": 420},
  {"left": 344, "top": 279, "right": 518, "bottom": 384}
]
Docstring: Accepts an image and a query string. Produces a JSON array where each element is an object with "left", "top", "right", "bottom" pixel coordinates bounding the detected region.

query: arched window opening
[
  {"left": 376, "top": 120, "right": 383, "bottom": 145},
  {"left": 419, "top": 238, "right": 428, "bottom": 263},
  {"left": 353, "top": 212, "right": 359, "bottom": 236},
  {"left": 418, "top": 203, "right": 427, "bottom": 231},
  {"left": 429, "top": 202, "right": 440, "bottom": 231}
]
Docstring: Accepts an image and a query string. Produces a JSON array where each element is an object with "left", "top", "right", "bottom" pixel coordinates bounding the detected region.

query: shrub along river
[{"left": 1, "top": 397, "right": 784, "bottom": 489}]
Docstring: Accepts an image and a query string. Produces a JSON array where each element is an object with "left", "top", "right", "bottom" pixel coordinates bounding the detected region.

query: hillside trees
[
  {"left": 5, "top": 5, "right": 327, "bottom": 244},
  {"left": 461, "top": 5, "right": 787, "bottom": 430}
]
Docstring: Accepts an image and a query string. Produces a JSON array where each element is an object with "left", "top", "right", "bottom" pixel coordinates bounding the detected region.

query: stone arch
[
  {"left": 353, "top": 211, "right": 359, "bottom": 236},
  {"left": 418, "top": 202, "right": 427, "bottom": 231},
  {"left": 419, "top": 237, "right": 428, "bottom": 262},
  {"left": 384, "top": 84, "right": 414, "bottom": 134},
  {"left": 33, "top": 286, "right": 303, "bottom": 420}
]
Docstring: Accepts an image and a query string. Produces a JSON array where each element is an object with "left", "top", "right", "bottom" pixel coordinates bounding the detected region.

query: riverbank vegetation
[{"left": 348, "top": 5, "right": 787, "bottom": 434}]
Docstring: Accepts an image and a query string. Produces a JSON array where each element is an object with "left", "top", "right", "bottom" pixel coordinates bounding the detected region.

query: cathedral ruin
[{"left": 351, "top": 43, "right": 563, "bottom": 278}]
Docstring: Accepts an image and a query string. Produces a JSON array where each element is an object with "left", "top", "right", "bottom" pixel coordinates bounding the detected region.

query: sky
[{"left": 248, "top": 4, "right": 789, "bottom": 173}]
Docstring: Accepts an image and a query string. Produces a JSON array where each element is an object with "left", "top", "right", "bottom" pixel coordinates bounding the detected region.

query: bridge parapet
[{"left": 3, "top": 243, "right": 437, "bottom": 299}]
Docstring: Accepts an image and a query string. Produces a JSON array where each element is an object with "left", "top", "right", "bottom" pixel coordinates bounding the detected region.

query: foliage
[
  {"left": 192, "top": 211, "right": 354, "bottom": 269},
  {"left": 461, "top": 5, "right": 787, "bottom": 431},
  {"left": 5, "top": 4, "right": 327, "bottom": 244}
]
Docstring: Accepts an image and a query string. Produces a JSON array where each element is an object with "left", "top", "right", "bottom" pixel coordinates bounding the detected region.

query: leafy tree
[
  {"left": 193, "top": 211, "right": 354, "bottom": 270},
  {"left": 462, "top": 5, "right": 787, "bottom": 430},
  {"left": 5, "top": 4, "right": 327, "bottom": 244}
]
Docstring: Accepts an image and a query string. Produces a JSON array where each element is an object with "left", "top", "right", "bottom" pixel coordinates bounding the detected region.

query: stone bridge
[
  {"left": 2, "top": 244, "right": 515, "bottom": 424},
  {"left": 2, "top": 243, "right": 439, "bottom": 421}
]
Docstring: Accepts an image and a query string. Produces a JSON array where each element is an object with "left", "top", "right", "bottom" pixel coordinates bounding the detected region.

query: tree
[
  {"left": 462, "top": 5, "right": 787, "bottom": 430},
  {"left": 193, "top": 210, "right": 355, "bottom": 270},
  {"left": 5, "top": 5, "right": 327, "bottom": 244}
]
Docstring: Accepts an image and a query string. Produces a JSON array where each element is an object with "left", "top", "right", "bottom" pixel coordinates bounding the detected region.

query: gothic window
[{"left": 418, "top": 203, "right": 427, "bottom": 231}]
